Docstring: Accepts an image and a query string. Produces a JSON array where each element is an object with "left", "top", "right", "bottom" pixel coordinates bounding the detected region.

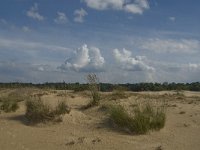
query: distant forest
[{"left": 0, "top": 82, "right": 200, "bottom": 92}]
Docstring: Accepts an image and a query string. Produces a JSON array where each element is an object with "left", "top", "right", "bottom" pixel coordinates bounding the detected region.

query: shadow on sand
[{"left": 7, "top": 114, "right": 29, "bottom": 125}]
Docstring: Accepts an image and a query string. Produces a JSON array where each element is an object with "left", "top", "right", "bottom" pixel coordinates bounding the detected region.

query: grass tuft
[
  {"left": 25, "top": 97, "right": 70, "bottom": 124},
  {"left": 109, "top": 105, "right": 133, "bottom": 128},
  {"left": 55, "top": 101, "right": 71, "bottom": 115},
  {"left": 109, "top": 103, "right": 166, "bottom": 134}
]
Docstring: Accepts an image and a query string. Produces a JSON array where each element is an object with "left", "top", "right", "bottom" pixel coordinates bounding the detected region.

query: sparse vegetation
[
  {"left": 55, "top": 101, "right": 71, "bottom": 115},
  {"left": 109, "top": 103, "right": 166, "bottom": 134},
  {"left": 109, "top": 105, "right": 133, "bottom": 128},
  {"left": 85, "top": 73, "right": 101, "bottom": 108},
  {"left": 1, "top": 83, "right": 200, "bottom": 150},
  {"left": 0, "top": 88, "right": 31, "bottom": 113},
  {"left": 25, "top": 97, "right": 70, "bottom": 124},
  {"left": 0, "top": 89, "right": 28, "bottom": 103},
  {"left": 106, "top": 85, "right": 129, "bottom": 100},
  {"left": 0, "top": 99, "right": 19, "bottom": 113}
]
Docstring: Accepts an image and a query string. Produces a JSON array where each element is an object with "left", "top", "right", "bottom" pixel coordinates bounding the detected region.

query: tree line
[{"left": 0, "top": 82, "right": 200, "bottom": 92}]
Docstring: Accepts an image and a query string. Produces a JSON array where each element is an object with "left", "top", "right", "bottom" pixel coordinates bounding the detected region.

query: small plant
[
  {"left": 179, "top": 111, "right": 186, "bottom": 114},
  {"left": 85, "top": 73, "right": 101, "bottom": 108},
  {"left": 133, "top": 104, "right": 166, "bottom": 133},
  {"left": 108, "top": 103, "right": 166, "bottom": 134},
  {"left": 25, "top": 97, "right": 70, "bottom": 124},
  {"left": 25, "top": 98, "right": 52, "bottom": 123},
  {"left": 55, "top": 101, "right": 71, "bottom": 115},
  {"left": 0, "top": 100, "right": 19, "bottom": 113}
]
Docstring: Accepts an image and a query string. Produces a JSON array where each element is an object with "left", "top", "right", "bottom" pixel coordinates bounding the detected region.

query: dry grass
[
  {"left": 25, "top": 97, "right": 70, "bottom": 124},
  {"left": 0, "top": 99, "right": 19, "bottom": 113},
  {"left": 85, "top": 74, "right": 101, "bottom": 108},
  {"left": 109, "top": 103, "right": 166, "bottom": 134}
]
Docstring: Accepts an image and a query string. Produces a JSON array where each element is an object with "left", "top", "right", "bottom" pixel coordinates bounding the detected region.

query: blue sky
[{"left": 0, "top": 0, "right": 200, "bottom": 83}]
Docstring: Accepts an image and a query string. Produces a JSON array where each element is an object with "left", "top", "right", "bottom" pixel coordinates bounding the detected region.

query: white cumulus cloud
[
  {"left": 74, "top": 8, "right": 88, "bottom": 23},
  {"left": 54, "top": 12, "right": 68, "bottom": 24},
  {"left": 113, "top": 48, "right": 154, "bottom": 71},
  {"left": 141, "top": 38, "right": 200, "bottom": 54},
  {"left": 26, "top": 3, "right": 44, "bottom": 21},
  {"left": 59, "top": 44, "right": 105, "bottom": 72},
  {"left": 83, "top": 0, "right": 149, "bottom": 14}
]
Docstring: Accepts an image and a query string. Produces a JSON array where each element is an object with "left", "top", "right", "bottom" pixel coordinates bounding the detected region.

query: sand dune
[{"left": 0, "top": 89, "right": 200, "bottom": 150}]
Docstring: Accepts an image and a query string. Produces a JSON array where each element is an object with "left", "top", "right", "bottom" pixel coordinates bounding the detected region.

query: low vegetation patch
[
  {"left": 84, "top": 74, "right": 101, "bottom": 109},
  {"left": 110, "top": 86, "right": 129, "bottom": 100},
  {"left": 55, "top": 101, "right": 71, "bottom": 115},
  {"left": 110, "top": 90, "right": 129, "bottom": 100},
  {"left": 25, "top": 97, "right": 70, "bottom": 124},
  {"left": 85, "top": 92, "right": 101, "bottom": 109},
  {"left": 8, "top": 88, "right": 34, "bottom": 102},
  {"left": 0, "top": 99, "right": 19, "bottom": 113},
  {"left": 108, "top": 103, "right": 166, "bottom": 134}
]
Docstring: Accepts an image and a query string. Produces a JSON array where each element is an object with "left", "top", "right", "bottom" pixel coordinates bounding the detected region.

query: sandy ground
[{"left": 0, "top": 89, "right": 200, "bottom": 150}]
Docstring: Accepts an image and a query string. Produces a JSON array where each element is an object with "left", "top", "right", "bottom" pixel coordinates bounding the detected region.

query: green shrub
[
  {"left": 109, "top": 103, "right": 166, "bottom": 134},
  {"left": 25, "top": 98, "right": 70, "bottom": 124},
  {"left": 0, "top": 100, "right": 19, "bottom": 113}
]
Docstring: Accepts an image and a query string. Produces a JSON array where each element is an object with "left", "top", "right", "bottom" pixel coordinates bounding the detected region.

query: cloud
[
  {"left": 22, "top": 26, "right": 31, "bottom": 32},
  {"left": 82, "top": 0, "right": 149, "bottom": 14},
  {"left": 0, "top": 61, "right": 67, "bottom": 83},
  {"left": 0, "top": 18, "right": 7, "bottom": 25},
  {"left": 141, "top": 38, "right": 200, "bottom": 53},
  {"left": 58, "top": 44, "right": 105, "bottom": 72},
  {"left": 169, "top": 16, "right": 176, "bottom": 21},
  {"left": 188, "top": 63, "right": 200, "bottom": 70},
  {"left": 32, "top": 64, "right": 55, "bottom": 72},
  {"left": 144, "top": 60, "right": 200, "bottom": 82},
  {"left": 176, "top": 63, "right": 200, "bottom": 72},
  {"left": 26, "top": 3, "right": 44, "bottom": 21},
  {"left": 74, "top": 8, "right": 88, "bottom": 23},
  {"left": 113, "top": 48, "right": 154, "bottom": 71},
  {"left": 0, "top": 37, "right": 70, "bottom": 52},
  {"left": 54, "top": 12, "right": 68, "bottom": 24}
]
